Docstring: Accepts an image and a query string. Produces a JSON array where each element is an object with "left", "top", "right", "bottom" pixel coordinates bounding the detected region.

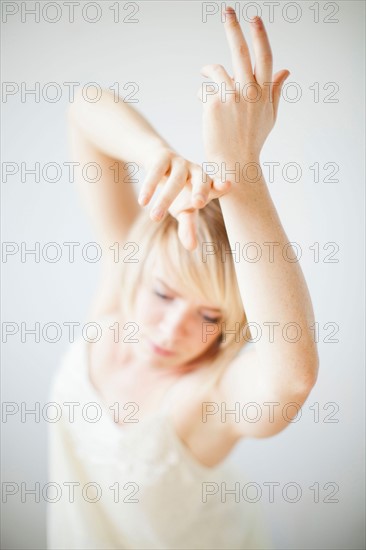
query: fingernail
[
  {"left": 138, "top": 193, "right": 148, "bottom": 206},
  {"left": 251, "top": 16, "right": 261, "bottom": 26},
  {"left": 151, "top": 207, "right": 165, "bottom": 220},
  {"left": 224, "top": 7, "right": 236, "bottom": 18},
  {"left": 194, "top": 194, "right": 206, "bottom": 206}
]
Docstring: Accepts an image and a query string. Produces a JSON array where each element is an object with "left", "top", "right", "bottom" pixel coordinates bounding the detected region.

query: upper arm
[
  {"left": 67, "top": 110, "right": 141, "bottom": 249},
  {"left": 216, "top": 344, "right": 316, "bottom": 439},
  {"left": 66, "top": 104, "right": 141, "bottom": 321}
]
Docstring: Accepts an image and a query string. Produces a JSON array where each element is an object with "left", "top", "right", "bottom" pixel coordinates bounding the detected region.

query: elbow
[
  {"left": 297, "top": 355, "right": 320, "bottom": 394},
  {"left": 282, "top": 347, "right": 320, "bottom": 396},
  {"left": 297, "top": 336, "right": 320, "bottom": 391},
  {"left": 308, "top": 345, "right": 320, "bottom": 386}
]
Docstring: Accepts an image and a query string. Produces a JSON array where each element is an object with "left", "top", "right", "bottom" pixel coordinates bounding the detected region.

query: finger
[
  {"left": 200, "top": 64, "right": 233, "bottom": 87},
  {"left": 222, "top": 6, "right": 254, "bottom": 84},
  {"left": 200, "top": 64, "right": 237, "bottom": 104},
  {"left": 189, "top": 166, "right": 213, "bottom": 208},
  {"left": 272, "top": 69, "right": 290, "bottom": 115},
  {"left": 177, "top": 210, "right": 198, "bottom": 251},
  {"left": 150, "top": 162, "right": 188, "bottom": 221},
  {"left": 249, "top": 16, "right": 273, "bottom": 89},
  {"left": 138, "top": 157, "right": 170, "bottom": 206},
  {"left": 212, "top": 177, "right": 233, "bottom": 195}
]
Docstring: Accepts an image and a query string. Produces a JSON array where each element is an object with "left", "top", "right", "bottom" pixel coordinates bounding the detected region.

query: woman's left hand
[
  {"left": 140, "top": 8, "right": 289, "bottom": 251},
  {"left": 139, "top": 148, "right": 231, "bottom": 251},
  {"left": 198, "top": 8, "right": 290, "bottom": 172}
]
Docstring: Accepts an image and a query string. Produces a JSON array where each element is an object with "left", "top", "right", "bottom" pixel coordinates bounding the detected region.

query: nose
[{"left": 158, "top": 303, "right": 192, "bottom": 344}]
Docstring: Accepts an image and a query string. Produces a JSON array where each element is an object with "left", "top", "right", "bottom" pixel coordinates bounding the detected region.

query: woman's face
[{"left": 128, "top": 261, "right": 223, "bottom": 370}]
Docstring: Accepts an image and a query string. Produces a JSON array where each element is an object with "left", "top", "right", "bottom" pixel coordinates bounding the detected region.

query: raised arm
[
  {"left": 67, "top": 88, "right": 171, "bottom": 247},
  {"left": 201, "top": 10, "right": 318, "bottom": 437},
  {"left": 67, "top": 89, "right": 172, "bottom": 319},
  {"left": 67, "top": 88, "right": 227, "bottom": 318},
  {"left": 68, "top": 87, "right": 234, "bottom": 258}
]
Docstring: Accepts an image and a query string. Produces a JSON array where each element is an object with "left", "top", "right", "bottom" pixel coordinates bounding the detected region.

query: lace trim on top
[{"left": 52, "top": 327, "right": 239, "bottom": 482}]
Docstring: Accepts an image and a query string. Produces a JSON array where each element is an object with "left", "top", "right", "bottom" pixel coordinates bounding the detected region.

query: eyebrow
[{"left": 155, "top": 277, "right": 222, "bottom": 312}]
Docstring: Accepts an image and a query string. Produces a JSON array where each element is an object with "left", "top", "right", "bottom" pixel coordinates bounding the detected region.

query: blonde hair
[{"left": 119, "top": 199, "right": 250, "bottom": 394}]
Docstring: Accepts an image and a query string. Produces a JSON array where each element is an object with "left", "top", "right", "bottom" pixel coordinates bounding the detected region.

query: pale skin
[{"left": 67, "top": 8, "right": 319, "bottom": 468}]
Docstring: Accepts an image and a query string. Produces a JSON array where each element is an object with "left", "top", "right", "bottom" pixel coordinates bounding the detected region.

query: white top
[{"left": 46, "top": 334, "right": 274, "bottom": 550}]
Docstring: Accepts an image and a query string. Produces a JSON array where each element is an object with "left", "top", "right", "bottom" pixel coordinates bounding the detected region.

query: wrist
[
  {"left": 206, "top": 154, "right": 261, "bottom": 185},
  {"left": 218, "top": 174, "right": 269, "bottom": 212}
]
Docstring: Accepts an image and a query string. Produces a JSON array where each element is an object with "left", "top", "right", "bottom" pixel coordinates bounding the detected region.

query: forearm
[
  {"left": 68, "top": 88, "right": 171, "bottom": 169},
  {"left": 218, "top": 158, "right": 319, "bottom": 391}
]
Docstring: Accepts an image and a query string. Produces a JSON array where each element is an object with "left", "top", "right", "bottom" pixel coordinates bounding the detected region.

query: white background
[{"left": 1, "top": 1, "right": 365, "bottom": 548}]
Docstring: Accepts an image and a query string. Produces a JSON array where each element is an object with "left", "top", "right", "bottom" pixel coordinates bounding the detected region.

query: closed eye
[
  {"left": 154, "top": 290, "right": 172, "bottom": 300},
  {"left": 202, "top": 315, "right": 220, "bottom": 323},
  {"left": 154, "top": 290, "right": 220, "bottom": 323}
]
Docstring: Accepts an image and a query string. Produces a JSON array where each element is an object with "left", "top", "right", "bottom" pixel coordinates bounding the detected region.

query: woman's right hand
[{"left": 138, "top": 147, "right": 232, "bottom": 250}]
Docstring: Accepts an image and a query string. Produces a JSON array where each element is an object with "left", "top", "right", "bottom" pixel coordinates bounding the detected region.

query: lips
[{"left": 149, "top": 340, "right": 175, "bottom": 357}]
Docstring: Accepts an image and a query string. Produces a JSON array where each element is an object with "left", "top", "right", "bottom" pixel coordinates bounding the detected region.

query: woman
[{"left": 47, "top": 8, "right": 319, "bottom": 549}]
